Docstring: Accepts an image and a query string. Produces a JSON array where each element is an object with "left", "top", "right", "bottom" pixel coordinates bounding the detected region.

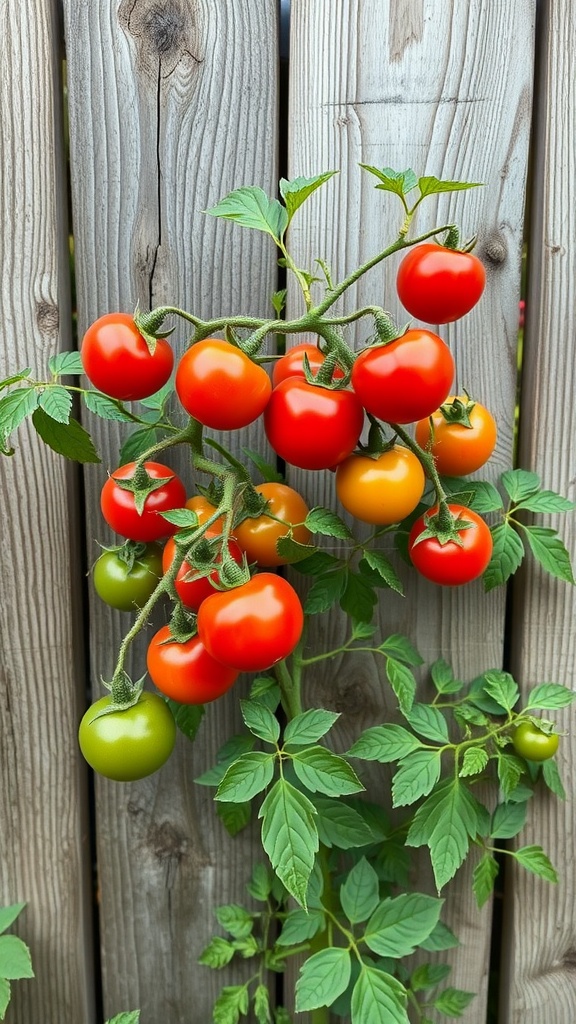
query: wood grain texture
[
  {"left": 62, "top": 0, "right": 279, "bottom": 1019},
  {"left": 287, "top": 1, "right": 535, "bottom": 1020},
  {"left": 0, "top": 1, "right": 96, "bottom": 1021},
  {"left": 501, "top": 1, "right": 576, "bottom": 1020}
]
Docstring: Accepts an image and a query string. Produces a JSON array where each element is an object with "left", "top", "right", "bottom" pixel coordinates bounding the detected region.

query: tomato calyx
[
  {"left": 134, "top": 305, "right": 176, "bottom": 355},
  {"left": 97, "top": 669, "right": 146, "bottom": 718},
  {"left": 112, "top": 464, "right": 178, "bottom": 515},
  {"left": 438, "top": 393, "right": 476, "bottom": 428},
  {"left": 411, "top": 502, "right": 474, "bottom": 549},
  {"left": 167, "top": 604, "right": 198, "bottom": 643}
]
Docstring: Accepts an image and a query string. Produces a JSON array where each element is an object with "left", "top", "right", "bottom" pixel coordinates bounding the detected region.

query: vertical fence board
[
  {"left": 62, "top": 1, "right": 279, "bottom": 1019},
  {"left": 502, "top": 1, "right": 576, "bottom": 1021},
  {"left": 0, "top": 1, "right": 95, "bottom": 1021},
  {"left": 287, "top": 1, "right": 535, "bottom": 1020}
]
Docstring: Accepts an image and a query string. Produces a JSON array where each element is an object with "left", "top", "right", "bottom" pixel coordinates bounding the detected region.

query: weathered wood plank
[
  {"left": 0, "top": 1, "right": 95, "bottom": 1021},
  {"left": 501, "top": 1, "right": 576, "bottom": 1020},
  {"left": 287, "top": 1, "right": 535, "bottom": 1019},
  {"left": 62, "top": 1, "right": 279, "bottom": 1019}
]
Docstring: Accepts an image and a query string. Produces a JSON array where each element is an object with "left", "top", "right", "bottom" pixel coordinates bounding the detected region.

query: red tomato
[
  {"left": 175, "top": 338, "right": 272, "bottom": 430},
  {"left": 396, "top": 243, "right": 486, "bottom": 324},
  {"left": 335, "top": 446, "right": 425, "bottom": 525},
  {"left": 414, "top": 397, "right": 497, "bottom": 476},
  {"left": 351, "top": 330, "right": 454, "bottom": 424},
  {"left": 234, "top": 483, "right": 311, "bottom": 566},
  {"left": 264, "top": 379, "right": 364, "bottom": 470},
  {"left": 272, "top": 342, "right": 345, "bottom": 387},
  {"left": 162, "top": 530, "right": 243, "bottom": 611},
  {"left": 101, "top": 461, "right": 187, "bottom": 541},
  {"left": 408, "top": 504, "right": 493, "bottom": 586},
  {"left": 81, "top": 312, "right": 173, "bottom": 401},
  {"left": 197, "top": 573, "right": 304, "bottom": 671},
  {"left": 147, "top": 625, "right": 239, "bottom": 704}
]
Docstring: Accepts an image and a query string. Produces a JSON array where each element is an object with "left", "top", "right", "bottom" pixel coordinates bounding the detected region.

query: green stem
[{"left": 273, "top": 659, "right": 303, "bottom": 720}]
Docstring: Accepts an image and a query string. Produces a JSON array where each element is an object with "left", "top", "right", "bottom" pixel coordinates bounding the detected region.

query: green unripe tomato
[
  {"left": 512, "top": 721, "right": 559, "bottom": 762},
  {"left": 78, "top": 692, "right": 176, "bottom": 781},
  {"left": 93, "top": 543, "right": 163, "bottom": 611}
]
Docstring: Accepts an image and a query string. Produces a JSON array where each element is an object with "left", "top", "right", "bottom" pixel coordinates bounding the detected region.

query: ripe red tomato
[
  {"left": 81, "top": 312, "right": 173, "bottom": 401},
  {"left": 408, "top": 504, "right": 493, "bottom": 586},
  {"left": 264, "top": 379, "right": 364, "bottom": 470},
  {"left": 197, "top": 573, "right": 304, "bottom": 671},
  {"left": 101, "top": 461, "right": 187, "bottom": 542},
  {"left": 512, "top": 721, "right": 559, "bottom": 762},
  {"left": 351, "top": 330, "right": 454, "bottom": 424},
  {"left": 414, "top": 397, "right": 497, "bottom": 476},
  {"left": 335, "top": 446, "right": 425, "bottom": 525},
  {"left": 175, "top": 338, "right": 272, "bottom": 430},
  {"left": 162, "top": 530, "right": 243, "bottom": 611},
  {"left": 234, "top": 483, "right": 311, "bottom": 566},
  {"left": 272, "top": 342, "right": 345, "bottom": 387},
  {"left": 396, "top": 243, "right": 486, "bottom": 324},
  {"left": 147, "top": 625, "right": 239, "bottom": 704}
]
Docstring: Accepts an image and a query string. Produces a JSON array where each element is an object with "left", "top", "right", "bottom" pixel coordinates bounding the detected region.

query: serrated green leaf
[
  {"left": 496, "top": 752, "right": 525, "bottom": 799},
  {"left": 119, "top": 427, "right": 158, "bottom": 464},
  {"left": 295, "top": 948, "right": 352, "bottom": 1012},
  {"left": 380, "top": 634, "right": 424, "bottom": 666},
  {"left": 0, "top": 905, "right": 26, "bottom": 936},
  {"left": 365, "top": 893, "right": 443, "bottom": 959},
  {"left": 526, "top": 682, "right": 576, "bottom": 710},
  {"left": 249, "top": 676, "right": 281, "bottom": 712},
  {"left": 513, "top": 845, "right": 558, "bottom": 882},
  {"left": 240, "top": 447, "right": 284, "bottom": 483},
  {"left": 490, "top": 802, "right": 527, "bottom": 840},
  {"left": 417, "top": 176, "right": 482, "bottom": 197},
  {"left": 360, "top": 549, "right": 404, "bottom": 594},
  {"left": 275, "top": 535, "right": 317, "bottom": 563},
  {"left": 304, "top": 569, "right": 348, "bottom": 615},
  {"left": 459, "top": 747, "right": 489, "bottom": 778},
  {"left": 240, "top": 700, "right": 280, "bottom": 744},
  {"left": 246, "top": 863, "right": 274, "bottom": 902},
  {"left": 429, "top": 658, "right": 462, "bottom": 695},
  {"left": 467, "top": 674, "right": 511, "bottom": 716},
  {"left": 279, "top": 171, "right": 338, "bottom": 222},
  {"left": 420, "top": 920, "right": 459, "bottom": 952},
  {"left": 351, "top": 966, "right": 409, "bottom": 1024},
  {"left": 274, "top": 1007, "right": 292, "bottom": 1024},
  {"left": 276, "top": 907, "right": 326, "bottom": 947},
  {"left": 0, "top": 387, "right": 39, "bottom": 438},
  {"left": 360, "top": 163, "right": 418, "bottom": 196},
  {"left": 216, "top": 751, "right": 275, "bottom": 803},
  {"left": 195, "top": 734, "right": 255, "bottom": 787},
  {"left": 217, "top": 800, "right": 252, "bottom": 837},
  {"left": 254, "top": 984, "right": 272, "bottom": 1024},
  {"left": 404, "top": 703, "right": 449, "bottom": 743},
  {"left": 32, "top": 408, "right": 100, "bottom": 462},
  {"left": 215, "top": 904, "right": 254, "bottom": 940},
  {"left": 138, "top": 379, "right": 174, "bottom": 410},
  {"left": 313, "top": 797, "right": 375, "bottom": 849},
  {"left": 464, "top": 480, "right": 504, "bottom": 513},
  {"left": 410, "top": 962, "right": 452, "bottom": 992},
  {"left": 517, "top": 489, "right": 575, "bottom": 513},
  {"left": 483, "top": 522, "right": 524, "bottom": 590},
  {"left": 167, "top": 701, "right": 204, "bottom": 742},
  {"left": 542, "top": 757, "right": 566, "bottom": 799},
  {"left": 83, "top": 389, "right": 134, "bottom": 421},
  {"left": 38, "top": 385, "right": 72, "bottom": 423},
  {"left": 392, "top": 750, "right": 442, "bottom": 807},
  {"left": 49, "top": 351, "right": 84, "bottom": 376},
  {"left": 521, "top": 525, "right": 575, "bottom": 584},
  {"left": 161, "top": 508, "right": 199, "bottom": 528},
  {"left": 198, "top": 935, "right": 236, "bottom": 968},
  {"left": 212, "top": 984, "right": 249, "bottom": 1024},
  {"left": 501, "top": 469, "right": 541, "bottom": 502},
  {"left": 340, "top": 858, "right": 380, "bottom": 924},
  {"left": 429, "top": 814, "right": 469, "bottom": 892},
  {"left": 0, "top": 935, "right": 34, "bottom": 979},
  {"left": 284, "top": 709, "right": 340, "bottom": 746},
  {"left": 207, "top": 186, "right": 288, "bottom": 241},
  {"left": 340, "top": 569, "right": 378, "bottom": 623},
  {"left": 432, "top": 986, "right": 476, "bottom": 1017},
  {"left": 305, "top": 506, "right": 353, "bottom": 539},
  {"left": 105, "top": 1014, "right": 141, "bottom": 1024},
  {"left": 483, "top": 671, "right": 520, "bottom": 712},
  {"left": 259, "top": 779, "right": 318, "bottom": 907},
  {"left": 294, "top": 551, "right": 342, "bottom": 576},
  {"left": 348, "top": 723, "right": 422, "bottom": 763},
  {"left": 472, "top": 853, "right": 499, "bottom": 909},
  {"left": 292, "top": 746, "right": 364, "bottom": 797},
  {"left": 386, "top": 658, "right": 417, "bottom": 715}
]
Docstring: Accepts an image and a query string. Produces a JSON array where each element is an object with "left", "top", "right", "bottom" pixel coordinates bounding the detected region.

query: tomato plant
[
  {"left": 78, "top": 691, "right": 176, "bottom": 781},
  {"left": 264, "top": 378, "right": 364, "bottom": 469},
  {"left": 335, "top": 445, "right": 425, "bottom": 525},
  {"left": 272, "top": 341, "right": 345, "bottom": 386},
  {"left": 81, "top": 312, "right": 174, "bottom": 401},
  {"left": 396, "top": 243, "right": 486, "bottom": 324},
  {"left": 147, "top": 626, "right": 239, "bottom": 704},
  {"left": 408, "top": 503, "right": 493, "bottom": 585},
  {"left": 512, "top": 721, "right": 559, "bottom": 761},
  {"left": 185, "top": 493, "right": 223, "bottom": 530},
  {"left": 351, "top": 329, "right": 454, "bottom": 424},
  {"left": 233, "top": 482, "right": 311, "bottom": 566},
  {"left": 101, "top": 461, "right": 187, "bottom": 541},
  {"left": 175, "top": 338, "right": 272, "bottom": 430},
  {"left": 162, "top": 530, "right": 243, "bottom": 611},
  {"left": 415, "top": 396, "right": 497, "bottom": 476},
  {"left": 93, "top": 542, "right": 163, "bottom": 611}
]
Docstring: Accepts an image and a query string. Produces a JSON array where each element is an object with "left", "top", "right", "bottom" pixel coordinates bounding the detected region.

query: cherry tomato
[
  {"left": 335, "top": 446, "right": 425, "bottom": 525},
  {"left": 415, "top": 397, "right": 497, "bottom": 477},
  {"left": 396, "top": 243, "right": 486, "bottom": 324},
  {"left": 264, "top": 379, "right": 364, "bottom": 470},
  {"left": 175, "top": 339, "right": 272, "bottom": 430},
  {"left": 408, "top": 504, "right": 493, "bottom": 586},
  {"left": 78, "top": 691, "right": 176, "bottom": 781},
  {"left": 185, "top": 494, "right": 223, "bottom": 531},
  {"left": 197, "top": 573, "right": 304, "bottom": 671},
  {"left": 512, "top": 721, "right": 559, "bottom": 761},
  {"left": 93, "top": 543, "right": 163, "bottom": 610},
  {"left": 351, "top": 330, "right": 454, "bottom": 424},
  {"left": 272, "top": 342, "right": 345, "bottom": 387},
  {"left": 162, "top": 530, "right": 243, "bottom": 611},
  {"left": 234, "top": 483, "right": 311, "bottom": 566},
  {"left": 81, "top": 312, "right": 173, "bottom": 401},
  {"left": 101, "top": 461, "right": 187, "bottom": 542},
  {"left": 147, "top": 625, "right": 239, "bottom": 704}
]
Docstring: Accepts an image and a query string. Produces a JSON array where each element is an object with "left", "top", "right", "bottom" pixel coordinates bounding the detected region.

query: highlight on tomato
[
  {"left": 408, "top": 503, "right": 493, "bottom": 586},
  {"left": 264, "top": 378, "right": 365, "bottom": 470},
  {"left": 396, "top": 243, "right": 486, "bottom": 324},
  {"left": 335, "top": 445, "right": 426, "bottom": 526},
  {"left": 147, "top": 626, "right": 239, "bottom": 704},
  {"left": 81, "top": 312, "right": 174, "bottom": 402},
  {"left": 93, "top": 542, "right": 163, "bottom": 611},
  {"left": 196, "top": 573, "right": 304, "bottom": 672},
  {"left": 175, "top": 338, "right": 272, "bottom": 430},
  {"left": 414, "top": 396, "right": 497, "bottom": 477},
  {"left": 272, "top": 341, "right": 346, "bottom": 387},
  {"left": 162, "top": 530, "right": 243, "bottom": 611},
  {"left": 78, "top": 691, "right": 176, "bottom": 782},
  {"left": 234, "top": 483, "right": 311, "bottom": 566},
  {"left": 351, "top": 329, "right": 454, "bottom": 425},
  {"left": 101, "top": 461, "right": 187, "bottom": 542}
]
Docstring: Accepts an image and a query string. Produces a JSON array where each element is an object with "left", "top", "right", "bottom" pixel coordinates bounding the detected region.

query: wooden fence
[{"left": 0, "top": 1, "right": 574, "bottom": 1021}]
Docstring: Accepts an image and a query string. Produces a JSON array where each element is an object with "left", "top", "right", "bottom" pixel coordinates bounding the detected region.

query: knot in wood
[
  {"left": 144, "top": 2, "right": 186, "bottom": 54},
  {"left": 482, "top": 236, "right": 507, "bottom": 265},
  {"left": 119, "top": 0, "right": 202, "bottom": 75},
  {"left": 36, "top": 301, "right": 59, "bottom": 335}
]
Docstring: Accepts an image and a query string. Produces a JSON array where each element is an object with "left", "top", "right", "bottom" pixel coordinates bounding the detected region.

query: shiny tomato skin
[
  {"left": 512, "top": 721, "right": 559, "bottom": 762},
  {"left": 272, "top": 343, "right": 345, "bottom": 387},
  {"left": 415, "top": 398, "right": 497, "bottom": 477},
  {"left": 197, "top": 573, "right": 304, "bottom": 671},
  {"left": 93, "top": 543, "right": 163, "bottom": 611},
  {"left": 81, "top": 312, "right": 174, "bottom": 401},
  {"left": 264, "top": 379, "right": 364, "bottom": 470},
  {"left": 175, "top": 339, "right": 272, "bottom": 430},
  {"left": 147, "top": 626, "right": 239, "bottom": 704},
  {"left": 335, "top": 446, "right": 426, "bottom": 525},
  {"left": 408, "top": 504, "right": 493, "bottom": 586},
  {"left": 396, "top": 243, "right": 486, "bottom": 324},
  {"left": 78, "top": 691, "right": 176, "bottom": 781},
  {"left": 185, "top": 494, "right": 223, "bottom": 531},
  {"left": 101, "top": 461, "right": 187, "bottom": 542},
  {"left": 234, "top": 483, "right": 311, "bottom": 566},
  {"left": 162, "top": 531, "right": 243, "bottom": 611},
  {"left": 351, "top": 330, "right": 454, "bottom": 425}
]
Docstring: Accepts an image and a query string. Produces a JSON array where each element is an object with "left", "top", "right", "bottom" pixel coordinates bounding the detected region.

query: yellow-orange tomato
[
  {"left": 185, "top": 494, "right": 224, "bottom": 531},
  {"left": 414, "top": 397, "right": 497, "bottom": 477},
  {"left": 233, "top": 483, "right": 311, "bottom": 566},
  {"left": 335, "top": 446, "right": 425, "bottom": 525}
]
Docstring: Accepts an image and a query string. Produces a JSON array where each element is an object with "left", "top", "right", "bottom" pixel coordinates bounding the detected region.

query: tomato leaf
[
  {"left": 360, "top": 549, "right": 404, "bottom": 594},
  {"left": 340, "top": 569, "right": 378, "bottom": 623},
  {"left": 403, "top": 703, "right": 449, "bottom": 744},
  {"left": 275, "top": 535, "right": 317, "bottom": 563},
  {"left": 490, "top": 800, "right": 528, "bottom": 839},
  {"left": 304, "top": 568, "right": 348, "bottom": 615},
  {"left": 482, "top": 671, "right": 520, "bottom": 712},
  {"left": 215, "top": 751, "right": 276, "bottom": 803},
  {"left": 472, "top": 853, "right": 499, "bottom": 909},
  {"left": 340, "top": 858, "right": 380, "bottom": 924},
  {"left": 305, "top": 506, "right": 353, "bottom": 539},
  {"left": 167, "top": 701, "right": 204, "bottom": 743},
  {"left": 49, "top": 351, "right": 84, "bottom": 376},
  {"left": 410, "top": 963, "right": 452, "bottom": 992},
  {"left": 360, "top": 164, "right": 418, "bottom": 196},
  {"left": 500, "top": 468, "right": 541, "bottom": 503},
  {"left": 364, "top": 892, "right": 443, "bottom": 958},
  {"left": 279, "top": 171, "right": 338, "bottom": 223},
  {"left": 459, "top": 748, "right": 489, "bottom": 779},
  {"left": 105, "top": 1015, "right": 141, "bottom": 1024},
  {"left": 240, "top": 700, "right": 281, "bottom": 745},
  {"left": 0, "top": 979, "right": 10, "bottom": 1022},
  {"left": 350, "top": 966, "right": 409, "bottom": 1024},
  {"left": 432, "top": 987, "right": 476, "bottom": 1016},
  {"left": 206, "top": 186, "right": 288, "bottom": 242},
  {"left": 32, "top": 408, "right": 101, "bottom": 463},
  {"left": 392, "top": 750, "right": 442, "bottom": 808},
  {"left": 515, "top": 489, "right": 575, "bottom": 513},
  {"left": 417, "top": 176, "right": 482, "bottom": 198},
  {"left": 0, "top": 935, "right": 34, "bottom": 980},
  {"left": 385, "top": 657, "right": 417, "bottom": 715},
  {"left": 513, "top": 845, "right": 558, "bottom": 883},
  {"left": 195, "top": 734, "right": 255, "bottom": 787},
  {"left": 119, "top": 427, "right": 159, "bottom": 464},
  {"left": 254, "top": 984, "right": 273, "bottom": 1024},
  {"left": 542, "top": 757, "right": 566, "bottom": 800},
  {"left": 347, "top": 724, "right": 422, "bottom": 763},
  {"left": 82, "top": 389, "right": 135, "bottom": 422},
  {"left": 258, "top": 779, "right": 319, "bottom": 908},
  {"left": 276, "top": 908, "right": 326, "bottom": 946},
  {"left": 379, "top": 634, "right": 423, "bottom": 666},
  {"left": 198, "top": 935, "right": 236, "bottom": 969},
  {"left": 430, "top": 659, "right": 463, "bottom": 695},
  {"left": 496, "top": 752, "right": 525, "bottom": 800},
  {"left": 420, "top": 920, "right": 459, "bottom": 952},
  {"left": 212, "top": 984, "right": 250, "bottom": 1024},
  {"left": 0, "top": 387, "right": 39, "bottom": 441},
  {"left": 0, "top": 905, "right": 26, "bottom": 937},
  {"left": 520, "top": 525, "right": 575, "bottom": 584},
  {"left": 313, "top": 797, "right": 375, "bottom": 850},
  {"left": 483, "top": 522, "right": 524, "bottom": 590},
  {"left": 526, "top": 682, "right": 576, "bottom": 711},
  {"left": 291, "top": 747, "right": 364, "bottom": 797},
  {"left": 283, "top": 709, "right": 340, "bottom": 746},
  {"left": 295, "top": 947, "right": 352, "bottom": 1012},
  {"left": 37, "top": 385, "right": 72, "bottom": 424},
  {"left": 241, "top": 447, "right": 284, "bottom": 483}
]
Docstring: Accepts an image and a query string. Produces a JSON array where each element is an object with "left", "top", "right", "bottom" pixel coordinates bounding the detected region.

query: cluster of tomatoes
[{"left": 78, "top": 242, "right": 498, "bottom": 779}]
